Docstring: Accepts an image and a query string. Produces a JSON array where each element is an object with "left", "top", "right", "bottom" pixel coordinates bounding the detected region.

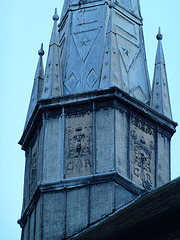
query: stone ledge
[
  {"left": 18, "top": 171, "right": 145, "bottom": 228},
  {"left": 70, "top": 177, "right": 180, "bottom": 240},
  {"left": 39, "top": 171, "right": 146, "bottom": 195},
  {"left": 19, "top": 87, "right": 177, "bottom": 149}
]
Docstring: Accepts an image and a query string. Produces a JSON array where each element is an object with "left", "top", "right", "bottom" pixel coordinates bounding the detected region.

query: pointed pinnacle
[
  {"left": 50, "top": 9, "right": 59, "bottom": 46},
  {"left": 53, "top": 8, "right": 59, "bottom": 21},
  {"left": 156, "top": 27, "right": 163, "bottom": 40},
  {"left": 35, "top": 44, "right": 45, "bottom": 80},
  {"left": 38, "top": 43, "right": 45, "bottom": 56}
]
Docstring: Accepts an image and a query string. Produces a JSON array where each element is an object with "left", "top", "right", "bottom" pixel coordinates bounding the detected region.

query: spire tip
[
  {"left": 38, "top": 43, "right": 45, "bottom": 56},
  {"left": 156, "top": 27, "right": 163, "bottom": 40},
  {"left": 53, "top": 8, "right": 59, "bottom": 21}
]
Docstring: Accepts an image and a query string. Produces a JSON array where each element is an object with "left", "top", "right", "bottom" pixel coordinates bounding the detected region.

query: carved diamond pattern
[
  {"left": 86, "top": 68, "right": 98, "bottom": 89},
  {"left": 64, "top": 73, "right": 78, "bottom": 92}
]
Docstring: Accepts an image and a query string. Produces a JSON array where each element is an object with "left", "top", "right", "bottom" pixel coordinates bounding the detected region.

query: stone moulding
[
  {"left": 19, "top": 87, "right": 177, "bottom": 150},
  {"left": 18, "top": 171, "right": 145, "bottom": 229},
  {"left": 69, "top": 177, "right": 180, "bottom": 240}
]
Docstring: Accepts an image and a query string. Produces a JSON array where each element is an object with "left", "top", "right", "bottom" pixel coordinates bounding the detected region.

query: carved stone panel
[
  {"left": 63, "top": 5, "right": 105, "bottom": 94},
  {"left": 115, "top": 11, "right": 140, "bottom": 72},
  {"left": 65, "top": 112, "right": 92, "bottom": 179},
  {"left": 73, "top": 8, "right": 99, "bottom": 62},
  {"left": 30, "top": 138, "right": 38, "bottom": 195},
  {"left": 131, "top": 116, "right": 155, "bottom": 190}
]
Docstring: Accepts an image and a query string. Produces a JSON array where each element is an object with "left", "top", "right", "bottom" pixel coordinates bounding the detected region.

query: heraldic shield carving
[
  {"left": 65, "top": 112, "right": 92, "bottom": 179},
  {"left": 131, "top": 116, "right": 155, "bottom": 190}
]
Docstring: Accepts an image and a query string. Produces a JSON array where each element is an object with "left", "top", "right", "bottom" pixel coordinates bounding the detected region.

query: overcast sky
[{"left": 0, "top": 0, "right": 180, "bottom": 239}]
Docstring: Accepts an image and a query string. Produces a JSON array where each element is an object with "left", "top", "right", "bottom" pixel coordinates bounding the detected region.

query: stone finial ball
[
  {"left": 38, "top": 49, "right": 45, "bottom": 56},
  {"left": 156, "top": 33, "right": 163, "bottom": 40},
  {"left": 53, "top": 13, "right": 59, "bottom": 21}
]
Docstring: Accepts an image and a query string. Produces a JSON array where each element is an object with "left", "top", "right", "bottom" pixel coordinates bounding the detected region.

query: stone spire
[
  {"left": 19, "top": 3, "right": 177, "bottom": 239},
  {"left": 59, "top": 0, "right": 151, "bottom": 103},
  {"left": 151, "top": 28, "right": 172, "bottom": 119},
  {"left": 25, "top": 43, "right": 44, "bottom": 127},
  {"left": 42, "top": 8, "right": 63, "bottom": 99}
]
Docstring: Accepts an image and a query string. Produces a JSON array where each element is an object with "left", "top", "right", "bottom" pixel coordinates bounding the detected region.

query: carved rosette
[
  {"left": 131, "top": 116, "right": 155, "bottom": 190},
  {"left": 65, "top": 112, "right": 92, "bottom": 178}
]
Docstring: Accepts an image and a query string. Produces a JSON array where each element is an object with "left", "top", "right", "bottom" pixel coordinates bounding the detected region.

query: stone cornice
[{"left": 19, "top": 87, "right": 177, "bottom": 150}]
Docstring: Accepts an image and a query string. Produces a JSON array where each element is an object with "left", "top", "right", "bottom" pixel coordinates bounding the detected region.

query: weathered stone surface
[
  {"left": 59, "top": 0, "right": 151, "bottom": 103},
  {"left": 43, "top": 116, "right": 61, "bottom": 182},
  {"left": 43, "top": 192, "right": 66, "bottom": 240},
  {"left": 30, "top": 136, "right": 38, "bottom": 196},
  {"left": 72, "top": 178, "right": 180, "bottom": 240},
  {"left": 62, "top": 5, "right": 105, "bottom": 94},
  {"left": 156, "top": 130, "right": 170, "bottom": 186},
  {"left": 19, "top": 88, "right": 176, "bottom": 239},
  {"left": 115, "top": 108, "right": 129, "bottom": 178},
  {"left": 59, "top": 115, "right": 64, "bottom": 179},
  {"left": 116, "top": 0, "right": 140, "bottom": 15},
  {"left": 96, "top": 108, "right": 115, "bottom": 173},
  {"left": 131, "top": 115, "right": 155, "bottom": 190},
  {"left": 25, "top": 44, "right": 44, "bottom": 129},
  {"left": 29, "top": 210, "right": 35, "bottom": 240},
  {"left": 66, "top": 188, "right": 89, "bottom": 237},
  {"left": 90, "top": 182, "right": 114, "bottom": 224},
  {"left": 65, "top": 113, "right": 92, "bottom": 178},
  {"left": 151, "top": 29, "right": 172, "bottom": 119},
  {"left": 115, "top": 184, "right": 137, "bottom": 209},
  {"left": 35, "top": 199, "right": 41, "bottom": 240},
  {"left": 38, "top": 124, "right": 44, "bottom": 183},
  {"left": 41, "top": 9, "right": 63, "bottom": 99},
  {"left": 23, "top": 218, "right": 29, "bottom": 240},
  {"left": 19, "top": 2, "right": 176, "bottom": 238},
  {"left": 22, "top": 150, "right": 30, "bottom": 211}
]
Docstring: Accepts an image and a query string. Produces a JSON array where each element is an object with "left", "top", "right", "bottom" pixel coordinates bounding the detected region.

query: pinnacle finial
[
  {"left": 53, "top": 8, "right": 59, "bottom": 21},
  {"left": 38, "top": 43, "right": 45, "bottom": 56},
  {"left": 156, "top": 27, "right": 163, "bottom": 40}
]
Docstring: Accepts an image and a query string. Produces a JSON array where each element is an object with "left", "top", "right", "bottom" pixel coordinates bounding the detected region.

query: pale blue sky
[{"left": 0, "top": 1, "right": 180, "bottom": 239}]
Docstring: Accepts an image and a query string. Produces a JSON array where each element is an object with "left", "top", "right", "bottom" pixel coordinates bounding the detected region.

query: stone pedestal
[{"left": 18, "top": 87, "right": 176, "bottom": 239}]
